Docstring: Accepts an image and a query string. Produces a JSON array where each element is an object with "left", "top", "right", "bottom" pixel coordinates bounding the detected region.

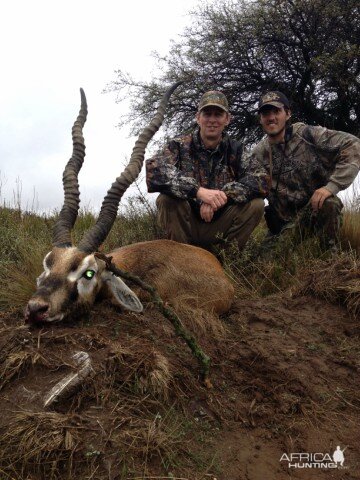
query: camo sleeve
[
  {"left": 222, "top": 151, "right": 270, "bottom": 203},
  {"left": 309, "top": 126, "right": 360, "bottom": 195},
  {"left": 146, "top": 140, "right": 199, "bottom": 199}
]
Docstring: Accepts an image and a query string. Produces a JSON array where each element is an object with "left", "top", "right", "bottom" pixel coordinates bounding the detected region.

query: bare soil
[{"left": 0, "top": 290, "right": 359, "bottom": 480}]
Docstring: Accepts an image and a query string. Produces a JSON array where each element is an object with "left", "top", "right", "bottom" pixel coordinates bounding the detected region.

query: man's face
[
  {"left": 196, "top": 106, "right": 230, "bottom": 142},
  {"left": 259, "top": 105, "right": 291, "bottom": 139}
]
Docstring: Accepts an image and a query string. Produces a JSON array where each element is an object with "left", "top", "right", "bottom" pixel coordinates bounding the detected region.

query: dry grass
[
  {"left": 0, "top": 198, "right": 359, "bottom": 313},
  {"left": 298, "top": 253, "right": 360, "bottom": 317},
  {"left": 105, "top": 341, "right": 173, "bottom": 399},
  {"left": 0, "top": 317, "right": 200, "bottom": 478},
  {"left": 340, "top": 184, "right": 360, "bottom": 253},
  {"left": 0, "top": 201, "right": 162, "bottom": 313},
  {"left": 341, "top": 209, "right": 360, "bottom": 253},
  {"left": 170, "top": 298, "right": 227, "bottom": 340},
  {"left": 221, "top": 224, "right": 325, "bottom": 298},
  {"left": 0, "top": 410, "right": 83, "bottom": 480},
  {"left": 0, "top": 240, "right": 46, "bottom": 310},
  {"left": 109, "top": 407, "right": 190, "bottom": 475},
  {"left": 0, "top": 199, "right": 359, "bottom": 478},
  {"left": 0, "top": 324, "right": 40, "bottom": 391}
]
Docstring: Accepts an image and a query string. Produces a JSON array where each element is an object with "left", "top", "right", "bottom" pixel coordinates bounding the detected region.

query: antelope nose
[{"left": 25, "top": 300, "right": 49, "bottom": 324}]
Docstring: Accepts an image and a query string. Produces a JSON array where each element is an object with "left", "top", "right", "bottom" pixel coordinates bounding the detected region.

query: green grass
[
  {"left": 221, "top": 221, "right": 333, "bottom": 298},
  {"left": 0, "top": 195, "right": 359, "bottom": 312},
  {"left": 0, "top": 196, "right": 160, "bottom": 312},
  {"left": 0, "top": 194, "right": 358, "bottom": 479}
]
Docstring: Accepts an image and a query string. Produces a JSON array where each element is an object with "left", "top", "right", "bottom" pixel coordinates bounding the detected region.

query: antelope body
[{"left": 25, "top": 85, "right": 234, "bottom": 325}]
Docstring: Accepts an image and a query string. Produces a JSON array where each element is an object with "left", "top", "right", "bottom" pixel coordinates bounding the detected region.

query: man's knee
[
  {"left": 317, "top": 196, "right": 343, "bottom": 230},
  {"left": 156, "top": 194, "right": 191, "bottom": 218},
  {"left": 247, "top": 198, "right": 265, "bottom": 219},
  {"left": 156, "top": 194, "right": 193, "bottom": 243},
  {"left": 220, "top": 198, "right": 265, "bottom": 250},
  {"left": 316, "top": 196, "right": 343, "bottom": 243},
  {"left": 156, "top": 193, "right": 184, "bottom": 210},
  {"left": 232, "top": 198, "right": 265, "bottom": 223},
  {"left": 321, "top": 196, "right": 343, "bottom": 216}
]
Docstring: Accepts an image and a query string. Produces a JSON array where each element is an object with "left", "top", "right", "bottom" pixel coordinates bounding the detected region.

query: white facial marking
[
  {"left": 43, "top": 251, "right": 52, "bottom": 274},
  {"left": 36, "top": 272, "right": 45, "bottom": 287},
  {"left": 66, "top": 254, "right": 102, "bottom": 302},
  {"left": 37, "top": 251, "right": 53, "bottom": 286},
  {"left": 67, "top": 254, "right": 98, "bottom": 283}
]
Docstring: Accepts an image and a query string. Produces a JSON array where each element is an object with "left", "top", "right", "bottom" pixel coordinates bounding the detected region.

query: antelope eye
[{"left": 83, "top": 269, "right": 95, "bottom": 280}]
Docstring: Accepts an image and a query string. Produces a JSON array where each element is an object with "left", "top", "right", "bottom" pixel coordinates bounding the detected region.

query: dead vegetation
[
  {"left": 0, "top": 306, "right": 213, "bottom": 478},
  {"left": 299, "top": 253, "right": 360, "bottom": 318},
  {"left": 0, "top": 203, "right": 359, "bottom": 478},
  {"left": 0, "top": 323, "right": 42, "bottom": 391},
  {"left": 0, "top": 280, "right": 359, "bottom": 479},
  {"left": 1, "top": 411, "right": 83, "bottom": 479}
]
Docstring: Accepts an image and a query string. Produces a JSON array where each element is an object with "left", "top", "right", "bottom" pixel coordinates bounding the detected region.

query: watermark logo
[
  {"left": 333, "top": 445, "right": 346, "bottom": 466},
  {"left": 280, "top": 446, "right": 348, "bottom": 469}
]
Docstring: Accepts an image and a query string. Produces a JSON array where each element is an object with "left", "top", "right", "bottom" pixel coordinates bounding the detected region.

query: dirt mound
[{"left": 0, "top": 290, "right": 359, "bottom": 479}]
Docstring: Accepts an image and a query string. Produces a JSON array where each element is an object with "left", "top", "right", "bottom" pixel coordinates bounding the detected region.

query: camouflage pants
[
  {"left": 156, "top": 194, "right": 264, "bottom": 251},
  {"left": 293, "top": 196, "right": 343, "bottom": 246},
  {"left": 267, "top": 196, "right": 343, "bottom": 250}
]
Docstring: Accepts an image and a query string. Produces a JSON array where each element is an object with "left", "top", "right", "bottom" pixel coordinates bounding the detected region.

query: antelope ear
[{"left": 101, "top": 271, "right": 143, "bottom": 313}]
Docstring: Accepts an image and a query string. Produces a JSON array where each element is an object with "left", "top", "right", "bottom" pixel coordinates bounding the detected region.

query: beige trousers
[{"left": 156, "top": 194, "right": 264, "bottom": 250}]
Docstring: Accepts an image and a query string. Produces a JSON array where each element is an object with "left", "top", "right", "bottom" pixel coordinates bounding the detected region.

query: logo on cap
[
  {"left": 262, "top": 92, "right": 281, "bottom": 103},
  {"left": 258, "top": 91, "right": 290, "bottom": 111}
]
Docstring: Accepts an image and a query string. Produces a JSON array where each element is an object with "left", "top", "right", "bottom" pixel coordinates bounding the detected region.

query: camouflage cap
[
  {"left": 258, "top": 91, "right": 290, "bottom": 111},
  {"left": 198, "top": 91, "right": 229, "bottom": 112}
]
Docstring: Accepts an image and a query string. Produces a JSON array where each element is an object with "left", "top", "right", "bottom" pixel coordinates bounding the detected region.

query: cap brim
[
  {"left": 259, "top": 101, "right": 285, "bottom": 111},
  {"left": 198, "top": 103, "right": 229, "bottom": 112}
]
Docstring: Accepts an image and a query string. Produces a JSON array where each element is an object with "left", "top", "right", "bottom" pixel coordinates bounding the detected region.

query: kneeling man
[
  {"left": 251, "top": 91, "right": 360, "bottom": 250},
  {"left": 146, "top": 91, "right": 268, "bottom": 252}
]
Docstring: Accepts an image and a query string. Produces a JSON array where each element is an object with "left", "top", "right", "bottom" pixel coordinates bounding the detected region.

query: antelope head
[{"left": 25, "top": 83, "right": 181, "bottom": 325}]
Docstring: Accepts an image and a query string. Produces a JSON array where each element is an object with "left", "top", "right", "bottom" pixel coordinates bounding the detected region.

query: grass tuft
[{"left": 0, "top": 198, "right": 359, "bottom": 313}]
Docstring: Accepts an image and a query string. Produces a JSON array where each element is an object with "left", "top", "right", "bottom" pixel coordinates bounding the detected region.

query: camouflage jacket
[
  {"left": 250, "top": 123, "right": 360, "bottom": 222},
  {"left": 146, "top": 128, "right": 269, "bottom": 204}
]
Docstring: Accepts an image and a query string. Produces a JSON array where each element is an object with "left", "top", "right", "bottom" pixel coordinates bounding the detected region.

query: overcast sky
[
  {"left": 0, "top": 0, "right": 200, "bottom": 212},
  {"left": 1, "top": 1, "right": 358, "bottom": 213}
]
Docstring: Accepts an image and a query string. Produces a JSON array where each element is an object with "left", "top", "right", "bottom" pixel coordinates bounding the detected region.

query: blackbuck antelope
[{"left": 25, "top": 85, "right": 234, "bottom": 325}]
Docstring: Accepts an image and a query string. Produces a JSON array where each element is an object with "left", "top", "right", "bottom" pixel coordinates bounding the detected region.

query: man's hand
[
  {"left": 200, "top": 203, "right": 215, "bottom": 222},
  {"left": 311, "top": 187, "right": 332, "bottom": 212},
  {"left": 196, "top": 187, "right": 227, "bottom": 210}
]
